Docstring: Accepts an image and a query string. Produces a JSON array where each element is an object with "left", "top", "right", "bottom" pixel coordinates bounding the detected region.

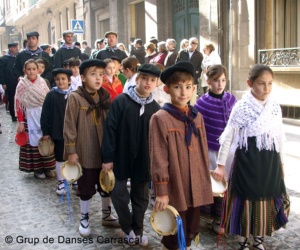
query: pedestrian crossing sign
[{"left": 71, "top": 19, "right": 84, "bottom": 34}]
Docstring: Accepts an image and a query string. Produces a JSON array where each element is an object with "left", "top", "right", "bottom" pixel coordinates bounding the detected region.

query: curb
[{"left": 283, "top": 118, "right": 300, "bottom": 126}]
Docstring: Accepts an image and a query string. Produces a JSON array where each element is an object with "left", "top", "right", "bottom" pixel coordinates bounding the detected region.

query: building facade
[{"left": 0, "top": 0, "right": 299, "bottom": 118}]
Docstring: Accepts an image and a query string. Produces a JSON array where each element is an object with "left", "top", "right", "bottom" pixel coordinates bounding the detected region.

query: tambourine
[
  {"left": 38, "top": 137, "right": 54, "bottom": 156},
  {"left": 61, "top": 161, "right": 83, "bottom": 183},
  {"left": 150, "top": 205, "right": 180, "bottom": 236},
  {"left": 15, "top": 131, "right": 29, "bottom": 146},
  {"left": 99, "top": 169, "right": 115, "bottom": 192},
  {"left": 210, "top": 170, "right": 228, "bottom": 197}
]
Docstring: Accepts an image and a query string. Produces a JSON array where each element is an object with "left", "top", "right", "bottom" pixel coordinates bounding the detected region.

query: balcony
[
  {"left": 258, "top": 47, "right": 300, "bottom": 73},
  {"left": 258, "top": 48, "right": 300, "bottom": 120}
]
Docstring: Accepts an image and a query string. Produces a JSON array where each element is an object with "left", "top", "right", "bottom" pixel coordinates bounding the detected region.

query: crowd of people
[{"left": 0, "top": 29, "right": 290, "bottom": 250}]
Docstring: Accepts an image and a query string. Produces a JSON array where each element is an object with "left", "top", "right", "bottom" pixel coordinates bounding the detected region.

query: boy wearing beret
[
  {"left": 150, "top": 61, "right": 213, "bottom": 250},
  {"left": 102, "top": 64, "right": 161, "bottom": 246},
  {"left": 63, "top": 60, "right": 120, "bottom": 237},
  {"left": 41, "top": 68, "right": 73, "bottom": 195}
]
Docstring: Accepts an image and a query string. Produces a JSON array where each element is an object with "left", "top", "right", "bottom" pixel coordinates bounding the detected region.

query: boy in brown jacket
[
  {"left": 63, "top": 59, "right": 120, "bottom": 237},
  {"left": 150, "top": 61, "right": 213, "bottom": 250}
]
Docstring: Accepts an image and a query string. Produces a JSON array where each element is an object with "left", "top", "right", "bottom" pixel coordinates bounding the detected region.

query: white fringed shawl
[{"left": 219, "top": 90, "right": 284, "bottom": 153}]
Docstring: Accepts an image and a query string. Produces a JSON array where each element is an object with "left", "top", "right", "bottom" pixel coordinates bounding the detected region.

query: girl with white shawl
[
  {"left": 15, "top": 59, "right": 56, "bottom": 179},
  {"left": 213, "top": 64, "right": 289, "bottom": 250}
]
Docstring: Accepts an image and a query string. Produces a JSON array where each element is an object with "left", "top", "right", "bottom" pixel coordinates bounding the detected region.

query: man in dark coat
[
  {"left": 53, "top": 30, "right": 81, "bottom": 68},
  {"left": 130, "top": 38, "right": 146, "bottom": 64},
  {"left": 96, "top": 31, "right": 127, "bottom": 61},
  {"left": 0, "top": 43, "right": 19, "bottom": 121},
  {"left": 14, "top": 31, "right": 53, "bottom": 83},
  {"left": 176, "top": 37, "right": 203, "bottom": 85}
]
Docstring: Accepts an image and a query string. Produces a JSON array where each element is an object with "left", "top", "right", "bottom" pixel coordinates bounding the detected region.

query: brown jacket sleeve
[
  {"left": 63, "top": 93, "right": 79, "bottom": 155},
  {"left": 150, "top": 113, "right": 170, "bottom": 197}
]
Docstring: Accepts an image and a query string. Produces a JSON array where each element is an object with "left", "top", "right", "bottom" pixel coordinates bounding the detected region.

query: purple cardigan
[{"left": 194, "top": 92, "right": 237, "bottom": 151}]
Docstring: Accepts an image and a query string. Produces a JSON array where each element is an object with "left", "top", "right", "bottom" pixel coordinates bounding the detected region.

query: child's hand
[
  {"left": 154, "top": 195, "right": 169, "bottom": 212},
  {"left": 213, "top": 165, "right": 225, "bottom": 182},
  {"left": 17, "top": 123, "right": 25, "bottom": 133},
  {"left": 102, "top": 162, "right": 114, "bottom": 173},
  {"left": 68, "top": 153, "right": 79, "bottom": 165}
]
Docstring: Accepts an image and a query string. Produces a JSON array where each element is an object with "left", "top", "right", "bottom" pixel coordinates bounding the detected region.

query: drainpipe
[{"left": 228, "top": 0, "right": 233, "bottom": 93}]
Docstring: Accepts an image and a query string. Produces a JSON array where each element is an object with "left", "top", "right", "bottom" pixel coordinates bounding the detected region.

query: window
[{"left": 275, "top": 0, "right": 299, "bottom": 48}]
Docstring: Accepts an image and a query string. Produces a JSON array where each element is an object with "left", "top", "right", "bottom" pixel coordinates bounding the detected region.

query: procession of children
[{"left": 10, "top": 46, "right": 289, "bottom": 249}]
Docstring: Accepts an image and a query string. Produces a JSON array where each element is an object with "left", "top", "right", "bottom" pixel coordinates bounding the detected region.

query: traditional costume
[
  {"left": 41, "top": 68, "right": 73, "bottom": 194},
  {"left": 194, "top": 91, "right": 236, "bottom": 229},
  {"left": 15, "top": 75, "right": 55, "bottom": 173},
  {"left": 64, "top": 59, "right": 120, "bottom": 237},
  {"left": 150, "top": 104, "right": 213, "bottom": 249},
  {"left": 102, "top": 64, "right": 161, "bottom": 246},
  {"left": 218, "top": 90, "right": 289, "bottom": 238}
]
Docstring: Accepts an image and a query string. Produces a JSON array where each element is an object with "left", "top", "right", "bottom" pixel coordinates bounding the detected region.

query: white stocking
[
  {"left": 55, "top": 161, "right": 64, "bottom": 181},
  {"left": 80, "top": 199, "right": 91, "bottom": 227}
]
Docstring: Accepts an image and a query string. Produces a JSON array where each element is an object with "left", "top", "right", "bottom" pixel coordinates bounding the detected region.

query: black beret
[
  {"left": 26, "top": 31, "right": 39, "bottom": 37},
  {"left": 138, "top": 63, "right": 161, "bottom": 78},
  {"left": 52, "top": 68, "right": 73, "bottom": 77},
  {"left": 8, "top": 43, "right": 18, "bottom": 48},
  {"left": 79, "top": 59, "right": 106, "bottom": 75},
  {"left": 40, "top": 44, "right": 50, "bottom": 50},
  {"left": 104, "top": 31, "right": 118, "bottom": 38},
  {"left": 160, "top": 61, "right": 195, "bottom": 83},
  {"left": 110, "top": 56, "right": 121, "bottom": 64}
]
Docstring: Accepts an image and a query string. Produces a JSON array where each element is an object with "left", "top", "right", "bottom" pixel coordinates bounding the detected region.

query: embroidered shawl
[{"left": 14, "top": 75, "right": 49, "bottom": 112}]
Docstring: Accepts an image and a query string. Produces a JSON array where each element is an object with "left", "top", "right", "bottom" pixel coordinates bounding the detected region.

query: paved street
[{"left": 0, "top": 103, "right": 300, "bottom": 250}]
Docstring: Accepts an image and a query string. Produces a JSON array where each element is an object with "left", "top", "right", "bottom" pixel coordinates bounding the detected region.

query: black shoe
[{"left": 12, "top": 117, "right": 17, "bottom": 122}]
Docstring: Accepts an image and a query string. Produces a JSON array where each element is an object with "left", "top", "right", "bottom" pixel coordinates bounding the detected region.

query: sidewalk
[
  {"left": 0, "top": 104, "right": 300, "bottom": 249},
  {"left": 284, "top": 122, "right": 300, "bottom": 159}
]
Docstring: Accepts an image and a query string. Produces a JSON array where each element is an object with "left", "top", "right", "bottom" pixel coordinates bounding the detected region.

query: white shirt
[
  {"left": 152, "top": 84, "right": 171, "bottom": 106},
  {"left": 123, "top": 73, "right": 137, "bottom": 93},
  {"left": 71, "top": 75, "right": 82, "bottom": 90}
]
